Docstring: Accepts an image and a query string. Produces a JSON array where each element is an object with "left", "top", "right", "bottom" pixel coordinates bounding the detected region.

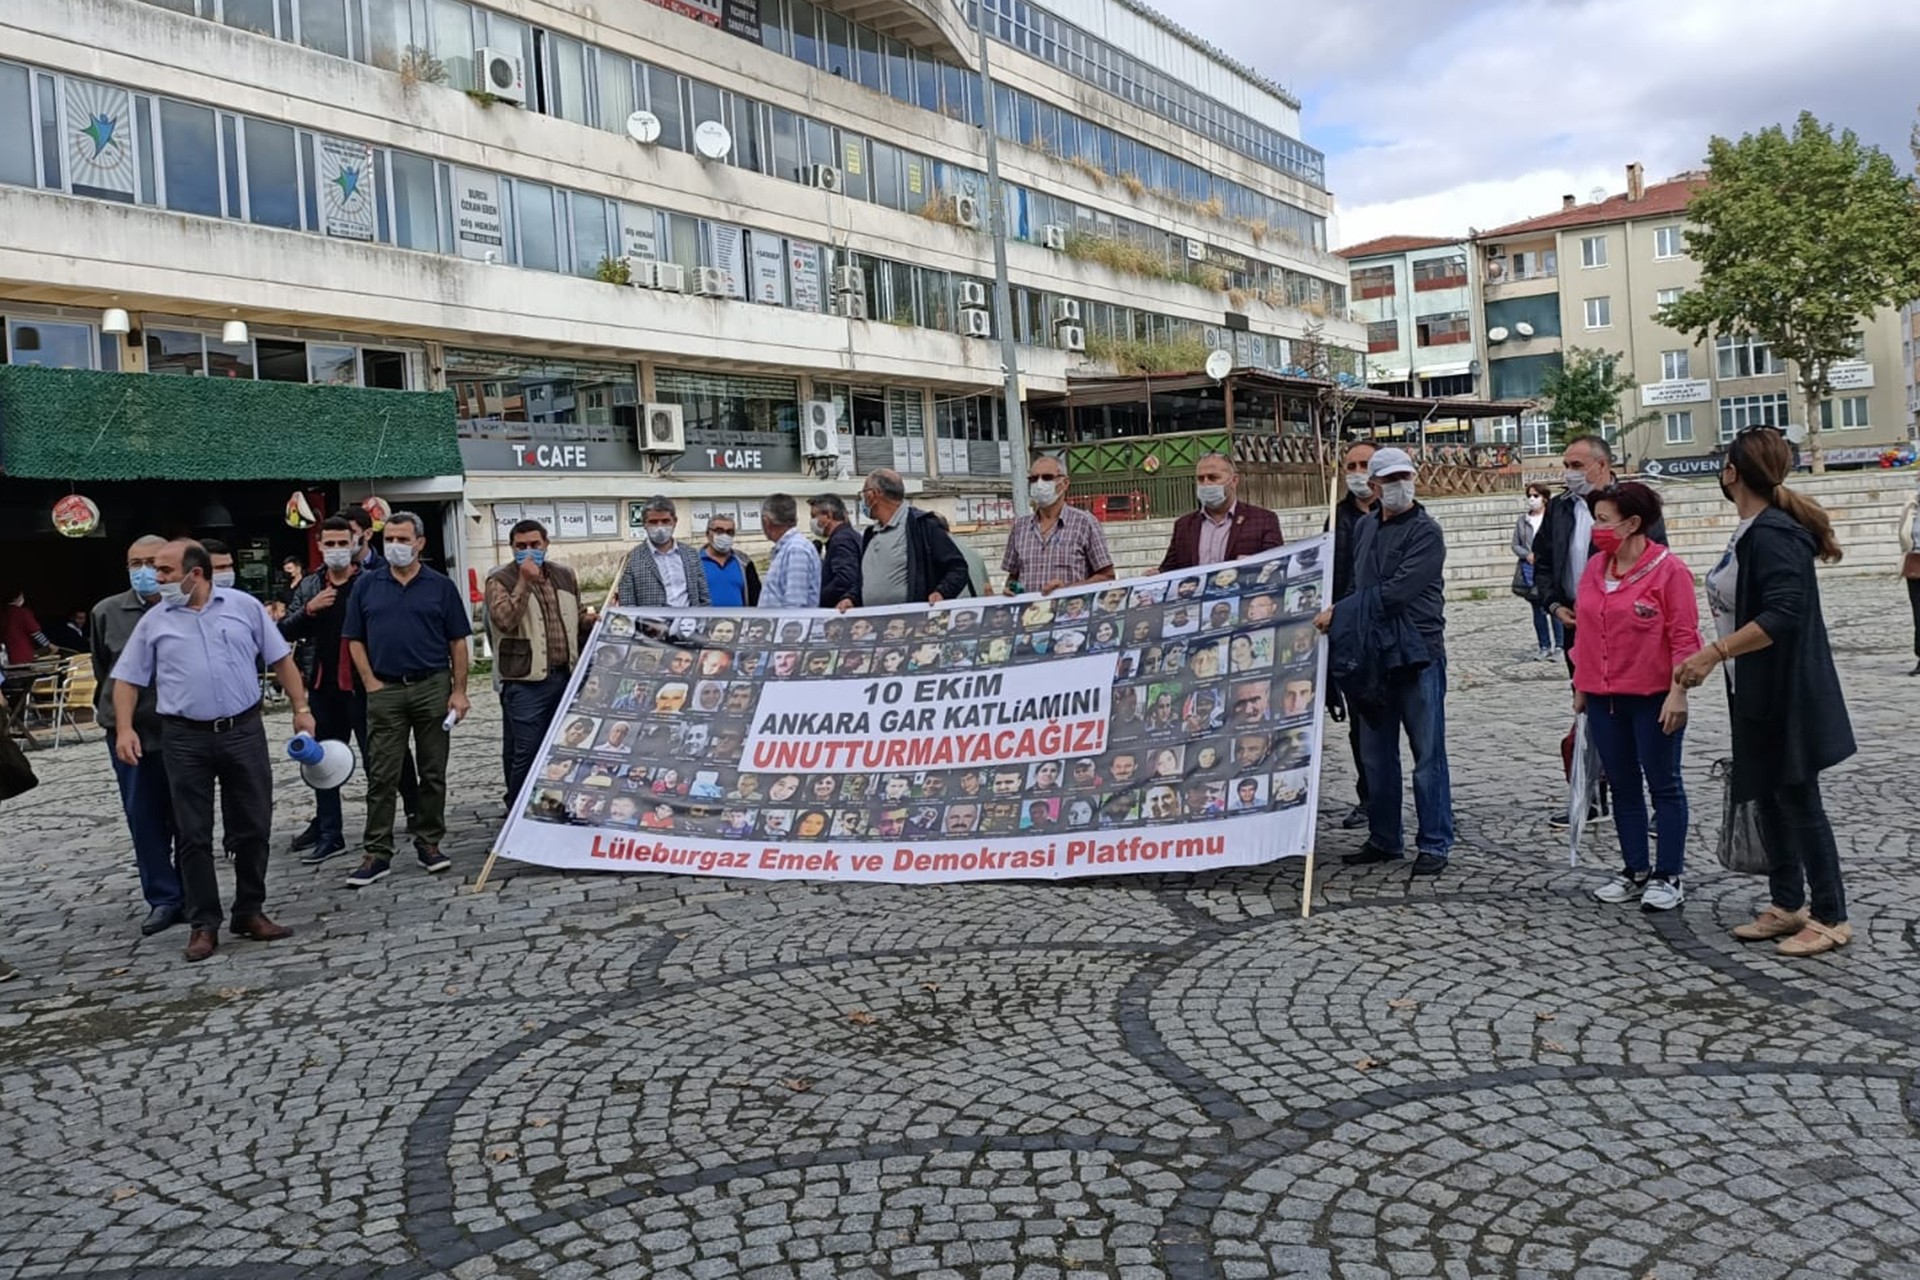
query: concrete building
[
  {"left": 0, "top": 0, "right": 1357, "bottom": 602},
  {"left": 1476, "top": 164, "right": 1911, "bottom": 471},
  {"left": 1904, "top": 301, "right": 1920, "bottom": 436},
  {"left": 1335, "top": 234, "right": 1480, "bottom": 401}
]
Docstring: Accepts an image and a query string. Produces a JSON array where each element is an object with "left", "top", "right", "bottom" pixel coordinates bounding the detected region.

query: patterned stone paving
[{"left": 1, "top": 577, "right": 1916, "bottom": 1278}]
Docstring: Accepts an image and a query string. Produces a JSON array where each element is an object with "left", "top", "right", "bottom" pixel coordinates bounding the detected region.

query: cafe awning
[{"left": 0, "top": 365, "right": 461, "bottom": 482}]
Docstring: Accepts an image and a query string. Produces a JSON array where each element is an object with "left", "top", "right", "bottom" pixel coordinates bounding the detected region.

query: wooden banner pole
[{"left": 1301, "top": 434, "right": 1346, "bottom": 921}]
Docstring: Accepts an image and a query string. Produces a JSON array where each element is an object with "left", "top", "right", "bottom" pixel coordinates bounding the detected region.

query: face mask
[
  {"left": 1029, "top": 479, "right": 1060, "bottom": 508},
  {"left": 1527, "top": 495, "right": 1544, "bottom": 512},
  {"left": 513, "top": 547, "right": 546, "bottom": 566},
  {"left": 384, "top": 542, "right": 418, "bottom": 568},
  {"left": 646, "top": 526, "right": 674, "bottom": 547},
  {"left": 1345, "top": 473, "right": 1372, "bottom": 500},
  {"left": 1563, "top": 468, "right": 1593, "bottom": 498},
  {"left": 1380, "top": 479, "right": 1416, "bottom": 513},
  {"left": 810, "top": 518, "right": 827, "bottom": 539},
  {"left": 212, "top": 570, "right": 236, "bottom": 589},
  {"left": 156, "top": 580, "right": 187, "bottom": 605},
  {"left": 709, "top": 534, "right": 734, "bottom": 555},
  {"left": 1591, "top": 524, "right": 1625, "bottom": 556},
  {"left": 322, "top": 547, "right": 354, "bottom": 571},
  {"left": 128, "top": 566, "right": 159, "bottom": 597},
  {"left": 1196, "top": 483, "right": 1228, "bottom": 511},
  {"left": 859, "top": 500, "right": 873, "bottom": 523}
]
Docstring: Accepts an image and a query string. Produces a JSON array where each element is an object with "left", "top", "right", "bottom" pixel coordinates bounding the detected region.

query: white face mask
[
  {"left": 1195, "top": 483, "right": 1228, "bottom": 511},
  {"left": 809, "top": 518, "right": 827, "bottom": 539},
  {"left": 1563, "top": 468, "right": 1593, "bottom": 497},
  {"left": 1028, "top": 479, "right": 1061, "bottom": 508},
  {"left": 646, "top": 525, "right": 674, "bottom": 547},
  {"left": 212, "top": 569, "right": 236, "bottom": 589},
  {"left": 321, "top": 547, "right": 354, "bottom": 571},
  {"left": 1527, "top": 495, "right": 1544, "bottom": 512},
  {"left": 156, "top": 580, "right": 187, "bottom": 605},
  {"left": 1380, "top": 479, "right": 1416, "bottom": 513},
  {"left": 710, "top": 533, "right": 734, "bottom": 555},
  {"left": 1344, "top": 473, "right": 1372, "bottom": 500},
  {"left": 384, "top": 541, "right": 418, "bottom": 568}
]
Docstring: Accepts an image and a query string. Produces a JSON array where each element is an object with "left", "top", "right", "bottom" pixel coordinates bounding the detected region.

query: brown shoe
[
  {"left": 183, "top": 928, "right": 218, "bottom": 962},
  {"left": 229, "top": 913, "right": 294, "bottom": 942},
  {"left": 1777, "top": 920, "right": 1852, "bottom": 957},
  {"left": 1732, "top": 905, "right": 1808, "bottom": 942}
]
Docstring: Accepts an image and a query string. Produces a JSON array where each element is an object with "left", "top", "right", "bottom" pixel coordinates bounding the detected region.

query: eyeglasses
[{"left": 1026, "top": 474, "right": 1063, "bottom": 483}]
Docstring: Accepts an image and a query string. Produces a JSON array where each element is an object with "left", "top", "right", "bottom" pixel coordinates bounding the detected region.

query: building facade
[
  {"left": 0, "top": 0, "right": 1357, "bottom": 604},
  {"left": 1904, "top": 301, "right": 1920, "bottom": 436},
  {"left": 1335, "top": 235, "right": 1479, "bottom": 400},
  {"left": 1476, "top": 164, "right": 1911, "bottom": 469}
]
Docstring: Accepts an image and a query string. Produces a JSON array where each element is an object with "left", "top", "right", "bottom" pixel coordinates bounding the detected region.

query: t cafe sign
[{"left": 512, "top": 442, "right": 590, "bottom": 468}]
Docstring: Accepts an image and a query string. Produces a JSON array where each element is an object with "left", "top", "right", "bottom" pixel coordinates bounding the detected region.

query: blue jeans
[
  {"left": 499, "top": 670, "right": 572, "bottom": 804},
  {"left": 1584, "top": 693, "right": 1687, "bottom": 878},
  {"left": 1530, "top": 605, "right": 1565, "bottom": 651},
  {"left": 1356, "top": 657, "right": 1454, "bottom": 859},
  {"left": 109, "top": 743, "right": 183, "bottom": 911}
]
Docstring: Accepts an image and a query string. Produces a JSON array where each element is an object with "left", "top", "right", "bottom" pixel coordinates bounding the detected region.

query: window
[
  {"left": 513, "top": 180, "right": 560, "bottom": 272},
  {"left": 384, "top": 149, "right": 442, "bottom": 251},
  {"left": 7, "top": 318, "right": 95, "bottom": 369},
  {"left": 1510, "top": 248, "right": 1556, "bottom": 280},
  {"left": 221, "top": 0, "right": 278, "bottom": 37},
  {"left": 1580, "top": 235, "right": 1607, "bottom": 268},
  {"left": 363, "top": 348, "right": 409, "bottom": 389},
  {"left": 1412, "top": 255, "right": 1467, "bottom": 289},
  {"left": 1664, "top": 411, "right": 1694, "bottom": 445},
  {"left": 570, "top": 192, "right": 610, "bottom": 276},
  {"left": 1365, "top": 320, "right": 1399, "bottom": 353},
  {"left": 646, "top": 66, "right": 685, "bottom": 151},
  {"left": 1416, "top": 311, "right": 1470, "bottom": 347},
  {"left": 1656, "top": 287, "right": 1682, "bottom": 309},
  {"left": 308, "top": 343, "right": 359, "bottom": 385},
  {"left": 1653, "top": 226, "right": 1683, "bottom": 260},
  {"left": 1521, "top": 411, "right": 1555, "bottom": 456},
  {"left": 159, "top": 98, "right": 223, "bottom": 216},
  {"left": 1715, "top": 334, "right": 1779, "bottom": 378},
  {"left": 242, "top": 119, "right": 301, "bottom": 229},
  {"left": 788, "top": 0, "right": 820, "bottom": 67},
  {"left": 448, "top": 349, "right": 637, "bottom": 442},
  {"left": 1718, "top": 393, "right": 1791, "bottom": 442},
  {"left": 299, "top": 0, "right": 353, "bottom": 58},
  {"left": 1821, "top": 396, "right": 1870, "bottom": 430},
  {"left": 1351, "top": 264, "right": 1395, "bottom": 299},
  {"left": 0, "top": 63, "right": 32, "bottom": 187},
  {"left": 595, "top": 49, "right": 636, "bottom": 136},
  {"left": 1583, "top": 297, "right": 1612, "bottom": 329},
  {"left": 1660, "top": 350, "right": 1690, "bottom": 381}
]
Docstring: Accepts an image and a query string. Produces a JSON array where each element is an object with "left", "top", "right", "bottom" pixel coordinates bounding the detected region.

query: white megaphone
[{"left": 286, "top": 733, "right": 356, "bottom": 791}]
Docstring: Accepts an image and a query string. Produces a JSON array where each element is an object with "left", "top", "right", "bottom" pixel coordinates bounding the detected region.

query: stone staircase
[{"left": 952, "top": 470, "right": 1917, "bottom": 598}]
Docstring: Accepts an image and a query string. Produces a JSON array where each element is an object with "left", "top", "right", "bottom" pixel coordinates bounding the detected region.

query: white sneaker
[
  {"left": 1593, "top": 873, "right": 1647, "bottom": 904},
  {"left": 1535, "top": 647, "right": 1554, "bottom": 660},
  {"left": 1640, "top": 877, "right": 1685, "bottom": 912}
]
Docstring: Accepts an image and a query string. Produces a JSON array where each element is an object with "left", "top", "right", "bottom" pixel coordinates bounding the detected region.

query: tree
[
  {"left": 1659, "top": 112, "right": 1920, "bottom": 471},
  {"left": 1537, "top": 347, "right": 1653, "bottom": 460}
]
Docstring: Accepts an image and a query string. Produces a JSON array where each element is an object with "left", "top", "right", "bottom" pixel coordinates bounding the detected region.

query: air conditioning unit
[
  {"left": 1484, "top": 244, "right": 1506, "bottom": 258},
  {"left": 639, "top": 403, "right": 686, "bottom": 455},
  {"left": 694, "top": 267, "right": 729, "bottom": 297},
  {"left": 834, "top": 292, "right": 869, "bottom": 320},
  {"left": 652, "top": 262, "right": 686, "bottom": 293},
  {"left": 1185, "top": 238, "right": 1206, "bottom": 261},
  {"left": 1058, "top": 324, "right": 1086, "bottom": 353},
  {"left": 809, "top": 164, "right": 841, "bottom": 192},
  {"left": 961, "top": 308, "right": 991, "bottom": 338},
  {"left": 832, "top": 266, "right": 865, "bottom": 296},
  {"left": 801, "top": 401, "right": 841, "bottom": 458},
  {"left": 624, "top": 255, "right": 654, "bottom": 286},
  {"left": 1050, "top": 298, "right": 1082, "bottom": 326},
  {"left": 1043, "top": 224, "right": 1068, "bottom": 251},
  {"left": 959, "top": 281, "right": 988, "bottom": 309},
  {"left": 955, "top": 195, "right": 982, "bottom": 229},
  {"left": 474, "top": 47, "right": 526, "bottom": 106}
]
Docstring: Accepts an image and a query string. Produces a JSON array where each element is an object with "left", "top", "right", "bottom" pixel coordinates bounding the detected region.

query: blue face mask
[
  {"left": 859, "top": 500, "right": 873, "bottom": 523},
  {"left": 513, "top": 548, "right": 546, "bottom": 566},
  {"left": 128, "top": 565, "right": 159, "bottom": 597}
]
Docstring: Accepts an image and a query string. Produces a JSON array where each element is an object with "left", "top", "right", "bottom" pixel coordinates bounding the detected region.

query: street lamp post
[{"left": 972, "top": 3, "right": 1032, "bottom": 516}]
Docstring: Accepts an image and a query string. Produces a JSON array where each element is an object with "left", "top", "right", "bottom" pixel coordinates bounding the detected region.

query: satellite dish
[
  {"left": 626, "top": 110, "right": 662, "bottom": 144},
  {"left": 1487, "top": 327, "right": 1509, "bottom": 343},
  {"left": 1514, "top": 321, "right": 1535, "bottom": 338},
  {"left": 1204, "top": 349, "right": 1233, "bottom": 381},
  {"left": 693, "top": 121, "right": 733, "bottom": 161},
  {"left": 1589, "top": 186, "right": 1607, "bottom": 204}
]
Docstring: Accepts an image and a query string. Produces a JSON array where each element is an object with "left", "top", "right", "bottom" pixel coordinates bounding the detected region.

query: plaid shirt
[
  {"left": 1000, "top": 504, "right": 1114, "bottom": 591},
  {"left": 759, "top": 528, "right": 822, "bottom": 610}
]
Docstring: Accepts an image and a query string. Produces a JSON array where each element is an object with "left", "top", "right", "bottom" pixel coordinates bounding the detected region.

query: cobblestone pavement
[{"left": 2, "top": 576, "right": 1917, "bottom": 1279}]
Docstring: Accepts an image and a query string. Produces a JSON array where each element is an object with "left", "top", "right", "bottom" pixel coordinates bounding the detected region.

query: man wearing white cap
[{"left": 1314, "top": 447, "right": 1453, "bottom": 876}]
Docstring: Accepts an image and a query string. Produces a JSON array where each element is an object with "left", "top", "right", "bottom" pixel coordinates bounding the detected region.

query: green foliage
[
  {"left": 1659, "top": 111, "right": 1920, "bottom": 466},
  {"left": 594, "top": 256, "right": 631, "bottom": 285},
  {"left": 464, "top": 88, "right": 502, "bottom": 108},
  {"left": 1063, "top": 231, "right": 1175, "bottom": 280},
  {"left": 1084, "top": 332, "right": 1209, "bottom": 374},
  {"left": 1538, "top": 347, "right": 1647, "bottom": 445}
]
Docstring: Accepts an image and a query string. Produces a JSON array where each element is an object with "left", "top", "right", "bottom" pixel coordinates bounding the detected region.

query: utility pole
[{"left": 974, "top": 5, "right": 1032, "bottom": 516}]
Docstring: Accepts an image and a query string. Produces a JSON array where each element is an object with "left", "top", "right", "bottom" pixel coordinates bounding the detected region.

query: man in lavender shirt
[{"left": 113, "top": 540, "right": 314, "bottom": 963}]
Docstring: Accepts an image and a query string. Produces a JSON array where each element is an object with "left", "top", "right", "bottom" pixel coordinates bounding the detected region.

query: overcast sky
[{"left": 1175, "top": 0, "right": 1920, "bottom": 248}]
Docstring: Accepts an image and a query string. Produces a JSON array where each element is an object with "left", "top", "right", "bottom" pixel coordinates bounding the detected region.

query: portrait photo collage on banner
[{"left": 495, "top": 538, "right": 1331, "bottom": 884}]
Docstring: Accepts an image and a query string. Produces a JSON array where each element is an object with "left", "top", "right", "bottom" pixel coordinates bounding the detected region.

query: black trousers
[
  {"left": 1908, "top": 577, "right": 1920, "bottom": 659},
  {"left": 1347, "top": 713, "right": 1369, "bottom": 805},
  {"left": 162, "top": 710, "right": 273, "bottom": 931}
]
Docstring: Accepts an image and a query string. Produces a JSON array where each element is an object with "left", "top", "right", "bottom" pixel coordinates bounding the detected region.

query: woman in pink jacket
[{"left": 1571, "top": 482, "right": 1702, "bottom": 912}]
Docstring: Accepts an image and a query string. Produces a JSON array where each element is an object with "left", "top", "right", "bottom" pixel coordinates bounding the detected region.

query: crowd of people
[{"left": 0, "top": 430, "right": 1885, "bottom": 975}]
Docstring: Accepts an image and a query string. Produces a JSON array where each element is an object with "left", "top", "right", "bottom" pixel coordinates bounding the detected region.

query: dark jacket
[
  {"left": 90, "top": 589, "right": 160, "bottom": 748},
  {"left": 1335, "top": 501, "right": 1448, "bottom": 659},
  {"left": 280, "top": 569, "right": 363, "bottom": 690},
  {"left": 1329, "top": 580, "right": 1434, "bottom": 714},
  {"left": 1727, "top": 507, "right": 1855, "bottom": 801},
  {"left": 821, "top": 522, "right": 865, "bottom": 609},
  {"left": 863, "top": 507, "right": 970, "bottom": 603},
  {"left": 1158, "top": 503, "right": 1284, "bottom": 573},
  {"left": 1531, "top": 489, "right": 1668, "bottom": 612},
  {"left": 1329, "top": 494, "right": 1374, "bottom": 603}
]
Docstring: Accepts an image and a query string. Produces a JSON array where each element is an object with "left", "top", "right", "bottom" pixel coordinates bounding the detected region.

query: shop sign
[
  {"left": 459, "top": 438, "right": 645, "bottom": 472},
  {"left": 1640, "top": 454, "right": 1724, "bottom": 479},
  {"left": 1827, "top": 361, "right": 1873, "bottom": 391},
  {"left": 1639, "top": 379, "right": 1710, "bottom": 407},
  {"left": 453, "top": 168, "right": 504, "bottom": 261}
]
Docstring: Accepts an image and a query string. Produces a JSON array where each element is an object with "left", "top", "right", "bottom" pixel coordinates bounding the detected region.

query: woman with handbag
[
  {"left": 1512, "top": 483, "right": 1562, "bottom": 660},
  {"left": 1676, "top": 427, "right": 1856, "bottom": 957},
  {"left": 1570, "top": 483, "right": 1699, "bottom": 911},
  {"left": 1899, "top": 479, "right": 1920, "bottom": 676}
]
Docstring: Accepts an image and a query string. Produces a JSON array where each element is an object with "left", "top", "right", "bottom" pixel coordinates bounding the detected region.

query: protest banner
[{"left": 480, "top": 538, "right": 1331, "bottom": 908}]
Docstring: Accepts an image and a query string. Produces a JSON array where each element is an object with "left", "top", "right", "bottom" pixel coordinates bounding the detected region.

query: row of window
[
  {"left": 1, "top": 308, "right": 417, "bottom": 389},
  {"left": 1577, "top": 227, "right": 1685, "bottom": 269},
  {"left": 134, "top": 0, "right": 1328, "bottom": 254},
  {"left": 1352, "top": 255, "right": 1469, "bottom": 299},
  {"left": 1364, "top": 313, "right": 1470, "bottom": 353}
]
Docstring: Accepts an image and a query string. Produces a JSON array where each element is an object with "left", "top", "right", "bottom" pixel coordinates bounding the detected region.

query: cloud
[{"left": 1177, "top": 0, "right": 1920, "bottom": 247}]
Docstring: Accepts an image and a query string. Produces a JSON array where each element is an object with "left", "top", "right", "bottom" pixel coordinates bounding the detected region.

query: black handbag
[
  {"left": 0, "top": 731, "right": 37, "bottom": 802},
  {"left": 1712, "top": 757, "right": 1770, "bottom": 875}
]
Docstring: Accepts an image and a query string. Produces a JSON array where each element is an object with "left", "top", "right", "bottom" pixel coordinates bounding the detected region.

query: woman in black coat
[{"left": 1675, "top": 426, "right": 1855, "bottom": 957}]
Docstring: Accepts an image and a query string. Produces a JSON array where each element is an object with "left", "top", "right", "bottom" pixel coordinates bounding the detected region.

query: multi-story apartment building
[
  {"left": 1335, "top": 235, "right": 1480, "bottom": 400},
  {"left": 1476, "top": 164, "right": 1909, "bottom": 470},
  {"left": 0, "top": 0, "right": 1357, "bottom": 599}
]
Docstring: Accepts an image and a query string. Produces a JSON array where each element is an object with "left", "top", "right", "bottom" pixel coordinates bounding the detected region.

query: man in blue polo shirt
[
  {"left": 698, "top": 512, "right": 760, "bottom": 607},
  {"left": 341, "top": 511, "right": 472, "bottom": 888}
]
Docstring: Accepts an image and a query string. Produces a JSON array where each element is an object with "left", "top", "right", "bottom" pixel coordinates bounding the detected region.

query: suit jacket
[
  {"left": 1158, "top": 503, "right": 1283, "bottom": 574},
  {"left": 616, "top": 543, "right": 711, "bottom": 609}
]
